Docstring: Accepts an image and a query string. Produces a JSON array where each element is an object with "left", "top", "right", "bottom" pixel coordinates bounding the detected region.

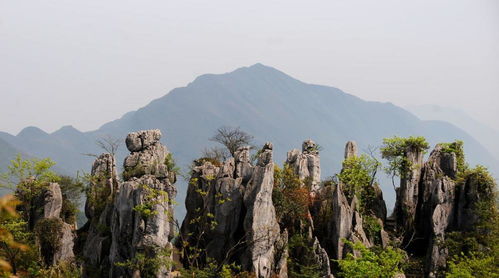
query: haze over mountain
[
  {"left": 1, "top": 64, "right": 497, "bottom": 215},
  {"left": 407, "top": 104, "right": 499, "bottom": 162}
]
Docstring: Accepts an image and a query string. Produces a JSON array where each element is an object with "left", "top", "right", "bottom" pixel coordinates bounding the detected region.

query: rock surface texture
[
  {"left": 286, "top": 139, "right": 321, "bottom": 193},
  {"left": 78, "top": 130, "right": 177, "bottom": 278},
  {"left": 180, "top": 143, "right": 287, "bottom": 278},
  {"left": 81, "top": 153, "right": 119, "bottom": 277},
  {"left": 109, "top": 130, "right": 177, "bottom": 278},
  {"left": 34, "top": 182, "right": 75, "bottom": 266}
]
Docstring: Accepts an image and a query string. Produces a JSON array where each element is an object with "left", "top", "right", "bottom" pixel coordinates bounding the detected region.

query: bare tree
[
  {"left": 201, "top": 146, "right": 230, "bottom": 162},
  {"left": 96, "top": 135, "right": 121, "bottom": 156},
  {"left": 209, "top": 126, "right": 254, "bottom": 157}
]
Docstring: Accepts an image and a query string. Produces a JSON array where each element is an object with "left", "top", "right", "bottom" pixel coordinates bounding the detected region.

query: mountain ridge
[{"left": 1, "top": 64, "right": 497, "bottom": 216}]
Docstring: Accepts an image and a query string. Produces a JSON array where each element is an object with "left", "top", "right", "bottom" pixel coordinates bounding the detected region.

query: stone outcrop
[
  {"left": 35, "top": 182, "right": 75, "bottom": 266},
  {"left": 61, "top": 130, "right": 492, "bottom": 278},
  {"left": 286, "top": 139, "right": 321, "bottom": 193},
  {"left": 393, "top": 144, "right": 425, "bottom": 239},
  {"left": 402, "top": 145, "right": 457, "bottom": 277},
  {"left": 123, "top": 129, "right": 174, "bottom": 182},
  {"left": 344, "top": 141, "right": 358, "bottom": 159},
  {"left": 81, "top": 153, "right": 119, "bottom": 277},
  {"left": 180, "top": 143, "right": 287, "bottom": 278},
  {"left": 242, "top": 143, "right": 281, "bottom": 277},
  {"left": 321, "top": 142, "right": 375, "bottom": 260},
  {"left": 109, "top": 130, "right": 177, "bottom": 278}
]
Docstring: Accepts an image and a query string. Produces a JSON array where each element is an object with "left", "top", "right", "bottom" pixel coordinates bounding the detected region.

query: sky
[{"left": 1, "top": 0, "right": 498, "bottom": 135}]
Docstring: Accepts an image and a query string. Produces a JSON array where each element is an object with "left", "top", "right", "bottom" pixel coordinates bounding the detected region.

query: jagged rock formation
[
  {"left": 393, "top": 144, "right": 425, "bottom": 239},
  {"left": 242, "top": 142, "right": 282, "bottom": 277},
  {"left": 414, "top": 145, "right": 457, "bottom": 276},
  {"left": 180, "top": 143, "right": 287, "bottom": 278},
  {"left": 110, "top": 130, "right": 177, "bottom": 278},
  {"left": 55, "top": 130, "right": 491, "bottom": 278},
  {"left": 78, "top": 130, "right": 177, "bottom": 278},
  {"left": 392, "top": 143, "right": 492, "bottom": 277},
  {"left": 81, "top": 153, "right": 119, "bottom": 277},
  {"left": 284, "top": 140, "right": 334, "bottom": 278},
  {"left": 286, "top": 139, "right": 321, "bottom": 193},
  {"left": 34, "top": 182, "right": 75, "bottom": 266},
  {"left": 320, "top": 142, "right": 375, "bottom": 261},
  {"left": 344, "top": 141, "right": 358, "bottom": 159}
]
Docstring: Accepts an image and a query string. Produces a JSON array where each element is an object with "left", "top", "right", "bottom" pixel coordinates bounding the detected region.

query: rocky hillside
[
  {"left": 2, "top": 129, "right": 496, "bottom": 277},
  {"left": 1, "top": 64, "right": 497, "bottom": 216}
]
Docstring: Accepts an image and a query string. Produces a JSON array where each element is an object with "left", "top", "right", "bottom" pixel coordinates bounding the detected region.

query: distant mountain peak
[
  {"left": 17, "top": 126, "right": 48, "bottom": 138},
  {"left": 52, "top": 125, "right": 82, "bottom": 136}
]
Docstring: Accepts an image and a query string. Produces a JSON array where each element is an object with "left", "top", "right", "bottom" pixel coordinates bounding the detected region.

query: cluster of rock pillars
[{"left": 30, "top": 129, "right": 484, "bottom": 278}]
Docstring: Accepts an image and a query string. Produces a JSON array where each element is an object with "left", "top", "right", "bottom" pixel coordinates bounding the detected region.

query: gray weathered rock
[
  {"left": 286, "top": 139, "right": 321, "bottom": 193},
  {"left": 43, "top": 183, "right": 63, "bottom": 219},
  {"left": 82, "top": 153, "right": 119, "bottom": 277},
  {"left": 234, "top": 146, "right": 254, "bottom": 182},
  {"left": 344, "top": 141, "right": 358, "bottom": 159},
  {"left": 109, "top": 130, "right": 176, "bottom": 278},
  {"left": 312, "top": 237, "right": 334, "bottom": 278},
  {"left": 274, "top": 230, "right": 289, "bottom": 278},
  {"left": 243, "top": 143, "right": 281, "bottom": 278},
  {"left": 125, "top": 129, "right": 162, "bottom": 152},
  {"left": 415, "top": 145, "right": 457, "bottom": 276},
  {"left": 393, "top": 145, "right": 425, "bottom": 237},
  {"left": 34, "top": 182, "right": 75, "bottom": 266},
  {"left": 180, "top": 143, "right": 285, "bottom": 278}
]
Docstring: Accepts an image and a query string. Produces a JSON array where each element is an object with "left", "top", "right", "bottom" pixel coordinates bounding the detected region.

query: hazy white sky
[{"left": 1, "top": 0, "right": 498, "bottom": 134}]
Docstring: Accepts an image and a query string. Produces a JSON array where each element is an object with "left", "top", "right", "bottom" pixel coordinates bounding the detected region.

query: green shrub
[
  {"left": 287, "top": 233, "right": 322, "bottom": 278},
  {"left": 446, "top": 253, "right": 498, "bottom": 278},
  {"left": 338, "top": 155, "right": 379, "bottom": 214},
  {"left": 115, "top": 247, "right": 173, "bottom": 278},
  {"left": 133, "top": 184, "right": 170, "bottom": 219},
  {"left": 34, "top": 218, "right": 64, "bottom": 266},
  {"left": 336, "top": 241, "right": 406, "bottom": 278},
  {"left": 440, "top": 140, "right": 466, "bottom": 175}
]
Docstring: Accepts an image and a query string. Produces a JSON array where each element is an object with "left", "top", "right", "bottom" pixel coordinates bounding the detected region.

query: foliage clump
[
  {"left": 381, "top": 136, "right": 430, "bottom": 179},
  {"left": 440, "top": 140, "right": 466, "bottom": 174},
  {"left": 287, "top": 233, "right": 323, "bottom": 278},
  {"left": 122, "top": 163, "right": 146, "bottom": 181},
  {"left": 133, "top": 184, "right": 170, "bottom": 219},
  {"left": 34, "top": 218, "right": 64, "bottom": 265},
  {"left": 338, "top": 154, "right": 379, "bottom": 214},
  {"left": 444, "top": 165, "right": 498, "bottom": 276},
  {"left": 336, "top": 240, "right": 406, "bottom": 278},
  {"left": 115, "top": 247, "right": 173, "bottom": 278},
  {"left": 164, "top": 153, "right": 180, "bottom": 175},
  {"left": 273, "top": 164, "right": 311, "bottom": 232}
]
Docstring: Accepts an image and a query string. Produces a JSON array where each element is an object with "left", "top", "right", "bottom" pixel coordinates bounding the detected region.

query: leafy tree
[
  {"left": 210, "top": 126, "right": 254, "bottom": 157},
  {"left": 0, "top": 154, "right": 60, "bottom": 192},
  {"left": 337, "top": 154, "right": 379, "bottom": 213},
  {"left": 380, "top": 136, "right": 429, "bottom": 187},
  {"left": 336, "top": 241, "right": 406, "bottom": 278},
  {"left": 0, "top": 195, "right": 29, "bottom": 275},
  {"left": 273, "top": 164, "right": 311, "bottom": 233}
]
